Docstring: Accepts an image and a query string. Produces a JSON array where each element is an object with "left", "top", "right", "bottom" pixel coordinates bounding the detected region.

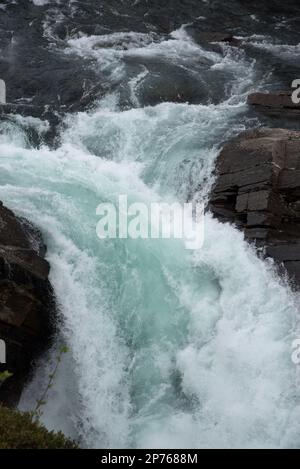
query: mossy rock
[{"left": 0, "top": 406, "right": 78, "bottom": 449}]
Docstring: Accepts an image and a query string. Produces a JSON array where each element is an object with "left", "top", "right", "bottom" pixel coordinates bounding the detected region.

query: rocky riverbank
[
  {"left": 210, "top": 91, "right": 300, "bottom": 288},
  {"left": 0, "top": 202, "right": 55, "bottom": 407}
]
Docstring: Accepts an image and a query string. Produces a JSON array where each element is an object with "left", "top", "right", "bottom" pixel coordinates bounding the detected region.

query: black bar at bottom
[{"left": 0, "top": 449, "right": 297, "bottom": 465}]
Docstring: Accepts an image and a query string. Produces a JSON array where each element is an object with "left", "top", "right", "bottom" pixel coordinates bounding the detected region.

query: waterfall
[{"left": 0, "top": 3, "right": 299, "bottom": 449}]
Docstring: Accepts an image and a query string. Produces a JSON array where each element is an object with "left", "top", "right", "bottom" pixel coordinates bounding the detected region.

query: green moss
[{"left": 0, "top": 406, "right": 78, "bottom": 449}]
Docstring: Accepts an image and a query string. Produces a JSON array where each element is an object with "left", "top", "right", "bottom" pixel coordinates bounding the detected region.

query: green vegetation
[
  {"left": 0, "top": 346, "right": 77, "bottom": 449},
  {"left": 0, "top": 371, "right": 13, "bottom": 384},
  {"left": 0, "top": 406, "right": 78, "bottom": 449}
]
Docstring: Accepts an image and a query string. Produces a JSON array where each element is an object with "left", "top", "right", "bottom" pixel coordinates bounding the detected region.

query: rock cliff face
[
  {"left": 209, "top": 128, "right": 300, "bottom": 288},
  {"left": 0, "top": 202, "right": 54, "bottom": 406}
]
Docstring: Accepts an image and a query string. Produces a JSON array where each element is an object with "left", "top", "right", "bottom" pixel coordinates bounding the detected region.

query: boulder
[
  {"left": 247, "top": 91, "right": 300, "bottom": 117},
  {"left": 0, "top": 202, "right": 55, "bottom": 407},
  {"left": 209, "top": 128, "right": 300, "bottom": 288}
]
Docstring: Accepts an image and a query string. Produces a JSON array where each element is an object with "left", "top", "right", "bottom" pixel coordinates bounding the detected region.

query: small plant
[
  {"left": 33, "top": 344, "right": 69, "bottom": 421},
  {"left": 0, "top": 370, "right": 13, "bottom": 386}
]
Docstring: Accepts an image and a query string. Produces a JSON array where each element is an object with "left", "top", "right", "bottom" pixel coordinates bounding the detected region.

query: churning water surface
[{"left": 0, "top": 4, "right": 299, "bottom": 448}]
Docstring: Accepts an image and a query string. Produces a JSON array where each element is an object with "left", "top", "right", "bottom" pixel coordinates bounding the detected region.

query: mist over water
[{"left": 0, "top": 0, "right": 300, "bottom": 448}]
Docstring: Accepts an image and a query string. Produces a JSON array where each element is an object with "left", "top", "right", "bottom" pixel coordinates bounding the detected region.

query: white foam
[
  {"left": 241, "top": 35, "right": 300, "bottom": 62},
  {"left": 1, "top": 23, "right": 299, "bottom": 449},
  {"left": 0, "top": 98, "right": 297, "bottom": 448},
  {"left": 31, "top": 0, "right": 49, "bottom": 5}
]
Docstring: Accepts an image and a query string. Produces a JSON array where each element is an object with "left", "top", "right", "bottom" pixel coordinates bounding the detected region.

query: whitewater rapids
[{"left": 0, "top": 23, "right": 299, "bottom": 448}]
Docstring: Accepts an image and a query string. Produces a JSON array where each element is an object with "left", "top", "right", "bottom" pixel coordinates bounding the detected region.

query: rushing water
[{"left": 0, "top": 0, "right": 300, "bottom": 449}]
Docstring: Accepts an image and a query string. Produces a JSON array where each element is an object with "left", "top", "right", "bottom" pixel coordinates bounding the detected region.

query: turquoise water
[{"left": 0, "top": 29, "right": 299, "bottom": 448}]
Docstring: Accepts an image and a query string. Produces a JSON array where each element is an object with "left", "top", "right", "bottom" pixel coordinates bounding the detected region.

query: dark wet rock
[
  {"left": 209, "top": 128, "right": 300, "bottom": 288},
  {"left": 0, "top": 1, "right": 104, "bottom": 114},
  {"left": 184, "top": 29, "right": 241, "bottom": 50},
  {"left": 0, "top": 202, "right": 55, "bottom": 407},
  {"left": 248, "top": 91, "right": 300, "bottom": 117}
]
